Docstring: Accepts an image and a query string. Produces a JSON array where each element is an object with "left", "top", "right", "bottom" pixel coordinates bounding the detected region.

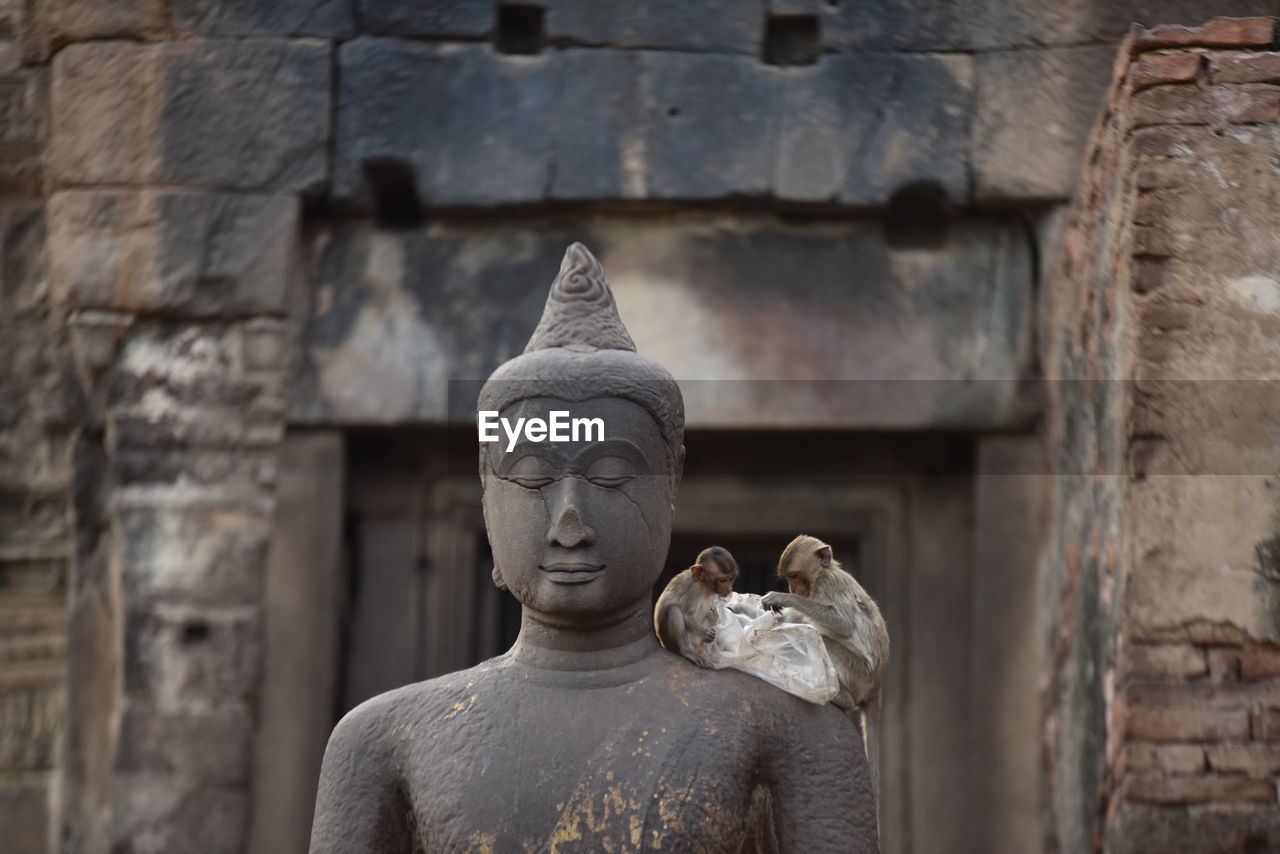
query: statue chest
[{"left": 400, "top": 683, "right": 764, "bottom": 852}]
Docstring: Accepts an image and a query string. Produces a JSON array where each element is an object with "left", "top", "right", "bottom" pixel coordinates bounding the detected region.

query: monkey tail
[{"left": 862, "top": 697, "right": 882, "bottom": 838}]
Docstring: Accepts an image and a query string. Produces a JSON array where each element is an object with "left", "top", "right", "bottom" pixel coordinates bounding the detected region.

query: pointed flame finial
[{"left": 524, "top": 243, "right": 636, "bottom": 354}]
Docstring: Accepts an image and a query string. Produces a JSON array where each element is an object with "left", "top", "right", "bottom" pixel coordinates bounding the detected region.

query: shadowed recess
[{"left": 362, "top": 157, "right": 425, "bottom": 229}]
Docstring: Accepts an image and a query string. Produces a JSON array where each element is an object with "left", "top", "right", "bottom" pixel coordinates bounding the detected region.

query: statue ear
[
  {"left": 815, "top": 544, "right": 833, "bottom": 569},
  {"left": 491, "top": 564, "right": 509, "bottom": 591}
]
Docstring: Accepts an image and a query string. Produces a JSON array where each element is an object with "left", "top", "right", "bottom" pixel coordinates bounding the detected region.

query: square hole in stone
[
  {"left": 495, "top": 4, "right": 545, "bottom": 55},
  {"left": 765, "top": 15, "right": 821, "bottom": 66}
]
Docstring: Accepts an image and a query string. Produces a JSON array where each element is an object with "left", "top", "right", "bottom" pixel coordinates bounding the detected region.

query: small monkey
[
  {"left": 654, "top": 546, "right": 739, "bottom": 668},
  {"left": 763, "top": 535, "right": 890, "bottom": 804}
]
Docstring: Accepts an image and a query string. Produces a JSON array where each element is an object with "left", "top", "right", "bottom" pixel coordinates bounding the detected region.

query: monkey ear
[
  {"left": 690, "top": 563, "right": 704, "bottom": 580},
  {"left": 815, "top": 544, "right": 833, "bottom": 568}
]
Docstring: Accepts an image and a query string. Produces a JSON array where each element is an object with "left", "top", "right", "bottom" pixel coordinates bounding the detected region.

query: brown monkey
[
  {"left": 764, "top": 535, "right": 890, "bottom": 805},
  {"left": 654, "top": 546, "right": 739, "bottom": 668}
]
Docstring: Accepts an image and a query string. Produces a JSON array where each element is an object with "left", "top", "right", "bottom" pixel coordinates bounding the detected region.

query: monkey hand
[
  {"left": 703, "top": 626, "right": 717, "bottom": 643},
  {"left": 690, "top": 651, "right": 716, "bottom": 669},
  {"left": 761, "top": 591, "right": 789, "bottom": 612}
]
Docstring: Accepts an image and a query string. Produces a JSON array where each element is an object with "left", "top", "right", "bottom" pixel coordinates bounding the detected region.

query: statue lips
[{"left": 540, "top": 562, "right": 605, "bottom": 584}]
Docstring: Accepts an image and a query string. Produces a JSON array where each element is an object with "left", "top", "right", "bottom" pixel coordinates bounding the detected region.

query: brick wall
[{"left": 1044, "top": 16, "right": 1280, "bottom": 853}]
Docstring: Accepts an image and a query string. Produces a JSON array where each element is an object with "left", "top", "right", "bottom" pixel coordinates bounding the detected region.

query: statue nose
[{"left": 547, "top": 495, "right": 595, "bottom": 548}]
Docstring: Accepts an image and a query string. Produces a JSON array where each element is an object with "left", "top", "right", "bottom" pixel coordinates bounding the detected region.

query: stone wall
[
  {"left": 6, "top": 1, "right": 1280, "bottom": 853},
  {"left": 1043, "top": 16, "right": 1280, "bottom": 853},
  {"left": 0, "top": 1, "right": 68, "bottom": 851}
]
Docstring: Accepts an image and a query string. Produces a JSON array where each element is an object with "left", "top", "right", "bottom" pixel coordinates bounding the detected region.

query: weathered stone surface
[
  {"left": 290, "top": 215, "right": 1035, "bottom": 427},
  {"left": 774, "top": 53, "right": 971, "bottom": 205},
  {"left": 52, "top": 41, "right": 329, "bottom": 191},
  {"left": 0, "top": 778, "right": 50, "bottom": 854},
  {"left": 337, "top": 41, "right": 978, "bottom": 207},
  {"left": 124, "top": 605, "right": 259, "bottom": 711},
  {"left": 1136, "top": 15, "right": 1276, "bottom": 49},
  {"left": 174, "top": 0, "right": 353, "bottom": 36},
  {"left": 337, "top": 41, "right": 782, "bottom": 207},
  {"left": 1109, "top": 804, "right": 1280, "bottom": 854},
  {"left": 43, "top": 0, "right": 169, "bottom": 46},
  {"left": 0, "top": 68, "right": 46, "bottom": 198},
  {"left": 550, "top": 49, "right": 778, "bottom": 200},
  {"left": 974, "top": 45, "right": 1117, "bottom": 202},
  {"left": 115, "top": 502, "right": 270, "bottom": 606},
  {"left": 359, "top": 0, "right": 494, "bottom": 36},
  {"left": 48, "top": 191, "right": 298, "bottom": 316},
  {"left": 118, "top": 702, "right": 253, "bottom": 785},
  {"left": 543, "top": 0, "right": 763, "bottom": 53},
  {"left": 823, "top": 1, "right": 1280, "bottom": 51},
  {"left": 335, "top": 39, "right": 555, "bottom": 208},
  {"left": 110, "top": 775, "right": 249, "bottom": 854}
]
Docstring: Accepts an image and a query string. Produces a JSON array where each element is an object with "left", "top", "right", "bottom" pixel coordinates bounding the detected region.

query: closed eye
[
  {"left": 587, "top": 475, "right": 631, "bottom": 487},
  {"left": 508, "top": 476, "right": 555, "bottom": 489}
]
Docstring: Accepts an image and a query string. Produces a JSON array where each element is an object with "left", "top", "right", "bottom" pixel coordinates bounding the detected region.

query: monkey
[
  {"left": 654, "top": 546, "right": 739, "bottom": 668},
  {"left": 763, "top": 534, "right": 890, "bottom": 809}
]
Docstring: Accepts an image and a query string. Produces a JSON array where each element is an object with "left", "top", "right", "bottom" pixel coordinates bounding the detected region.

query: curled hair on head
[{"left": 477, "top": 242, "right": 685, "bottom": 470}]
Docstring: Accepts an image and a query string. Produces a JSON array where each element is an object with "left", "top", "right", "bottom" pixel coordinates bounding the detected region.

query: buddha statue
[{"left": 309, "top": 244, "right": 878, "bottom": 853}]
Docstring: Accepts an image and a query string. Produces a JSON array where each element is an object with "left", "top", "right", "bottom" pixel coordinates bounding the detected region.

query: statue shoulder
[{"left": 327, "top": 659, "right": 511, "bottom": 754}]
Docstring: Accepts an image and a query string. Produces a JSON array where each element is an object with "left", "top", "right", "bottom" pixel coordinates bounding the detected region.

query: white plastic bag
[{"left": 704, "top": 593, "right": 839, "bottom": 705}]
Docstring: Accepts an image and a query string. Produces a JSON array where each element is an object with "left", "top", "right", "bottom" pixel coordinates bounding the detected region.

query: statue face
[{"left": 481, "top": 396, "right": 678, "bottom": 620}]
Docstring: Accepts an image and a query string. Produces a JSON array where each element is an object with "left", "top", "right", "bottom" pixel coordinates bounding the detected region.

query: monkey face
[
  {"left": 694, "top": 561, "right": 738, "bottom": 597},
  {"left": 781, "top": 562, "right": 812, "bottom": 598},
  {"left": 481, "top": 396, "right": 678, "bottom": 620}
]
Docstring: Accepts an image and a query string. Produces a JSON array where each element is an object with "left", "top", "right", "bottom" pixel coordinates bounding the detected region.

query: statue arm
[
  {"left": 765, "top": 704, "right": 879, "bottom": 852},
  {"left": 309, "top": 700, "right": 419, "bottom": 854}
]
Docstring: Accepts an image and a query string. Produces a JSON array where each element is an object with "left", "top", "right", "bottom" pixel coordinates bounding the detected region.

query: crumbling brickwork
[{"left": 1044, "top": 16, "right": 1280, "bottom": 853}]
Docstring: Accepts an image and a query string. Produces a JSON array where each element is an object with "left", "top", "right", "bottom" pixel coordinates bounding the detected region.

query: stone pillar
[
  {"left": 1043, "top": 16, "right": 1280, "bottom": 852},
  {"left": 0, "top": 3, "right": 66, "bottom": 853},
  {"left": 41, "top": 7, "right": 339, "bottom": 851}
]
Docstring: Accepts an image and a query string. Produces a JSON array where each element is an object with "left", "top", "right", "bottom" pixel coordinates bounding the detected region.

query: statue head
[{"left": 478, "top": 243, "right": 685, "bottom": 623}]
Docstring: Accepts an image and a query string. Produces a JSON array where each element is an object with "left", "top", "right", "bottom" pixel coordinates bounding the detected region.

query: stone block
[
  {"left": 173, "top": 0, "right": 353, "bottom": 36},
  {"left": 115, "top": 502, "right": 270, "bottom": 606},
  {"left": 823, "top": 2, "right": 1280, "bottom": 51},
  {"left": 359, "top": 0, "right": 494, "bottom": 37},
  {"left": 542, "top": 0, "right": 763, "bottom": 54},
  {"left": 52, "top": 41, "right": 329, "bottom": 191},
  {"left": 335, "top": 38, "right": 555, "bottom": 208},
  {"left": 123, "top": 605, "right": 259, "bottom": 711},
  {"left": 43, "top": 0, "right": 168, "bottom": 46},
  {"left": 551, "top": 49, "right": 778, "bottom": 200},
  {"left": 48, "top": 191, "right": 298, "bottom": 316},
  {"left": 290, "top": 215, "right": 1035, "bottom": 427},
  {"left": 774, "top": 52, "right": 971, "bottom": 205},
  {"left": 118, "top": 702, "right": 253, "bottom": 785},
  {"left": 0, "top": 68, "right": 46, "bottom": 198},
  {"left": 974, "top": 45, "right": 1116, "bottom": 202}
]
